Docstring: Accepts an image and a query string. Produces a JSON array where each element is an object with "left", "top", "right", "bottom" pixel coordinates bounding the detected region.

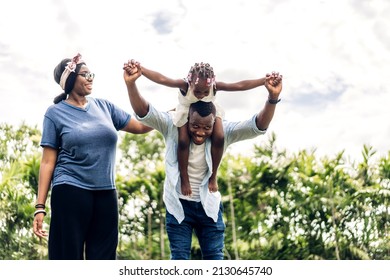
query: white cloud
[{"left": 0, "top": 0, "right": 389, "bottom": 161}]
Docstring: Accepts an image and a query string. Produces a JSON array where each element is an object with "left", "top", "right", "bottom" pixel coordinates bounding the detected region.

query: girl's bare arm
[
  {"left": 141, "top": 65, "right": 187, "bottom": 90},
  {"left": 216, "top": 77, "right": 266, "bottom": 91}
]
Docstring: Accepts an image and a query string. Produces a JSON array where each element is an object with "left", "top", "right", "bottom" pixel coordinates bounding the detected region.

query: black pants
[{"left": 48, "top": 184, "right": 118, "bottom": 260}]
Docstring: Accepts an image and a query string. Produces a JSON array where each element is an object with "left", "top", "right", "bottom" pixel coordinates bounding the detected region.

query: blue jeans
[{"left": 166, "top": 199, "right": 225, "bottom": 260}]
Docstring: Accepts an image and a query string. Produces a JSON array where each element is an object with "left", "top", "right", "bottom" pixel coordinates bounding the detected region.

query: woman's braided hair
[{"left": 187, "top": 62, "right": 216, "bottom": 87}]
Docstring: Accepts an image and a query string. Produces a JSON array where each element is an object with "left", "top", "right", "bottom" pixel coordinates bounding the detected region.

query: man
[{"left": 123, "top": 61, "right": 283, "bottom": 260}]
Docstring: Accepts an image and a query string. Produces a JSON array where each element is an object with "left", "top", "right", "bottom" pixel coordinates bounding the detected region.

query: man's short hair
[{"left": 189, "top": 101, "right": 216, "bottom": 117}]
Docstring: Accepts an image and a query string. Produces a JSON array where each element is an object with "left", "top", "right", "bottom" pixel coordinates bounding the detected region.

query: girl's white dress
[{"left": 173, "top": 81, "right": 224, "bottom": 127}]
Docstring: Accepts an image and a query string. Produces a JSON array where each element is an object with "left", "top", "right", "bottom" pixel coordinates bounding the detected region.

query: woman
[{"left": 32, "top": 53, "right": 152, "bottom": 259}]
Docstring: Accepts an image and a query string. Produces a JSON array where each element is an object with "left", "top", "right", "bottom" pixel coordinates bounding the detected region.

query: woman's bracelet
[
  {"left": 35, "top": 204, "right": 46, "bottom": 209},
  {"left": 34, "top": 209, "right": 47, "bottom": 217}
]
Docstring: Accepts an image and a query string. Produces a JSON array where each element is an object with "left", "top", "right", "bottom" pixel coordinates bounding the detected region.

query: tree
[
  {"left": 1, "top": 123, "right": 388, "bottom": 260},
  {"left": 219, "top": 133, "right": 389, "bottom": 260},
  {"left": 0, "top": 123, "right": 44, "bottom": 259}
]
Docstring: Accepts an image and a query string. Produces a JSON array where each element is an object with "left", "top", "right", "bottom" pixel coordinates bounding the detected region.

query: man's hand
[
  {"left": 123, "top": 59, "right": 142, "bottom": 84},
  {"left": 265, "top": 71, "right": 283, "bottom": 100}
]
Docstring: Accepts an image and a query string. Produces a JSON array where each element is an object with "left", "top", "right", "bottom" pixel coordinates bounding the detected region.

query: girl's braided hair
[{"left": 187, "top": 62, "right": 216, "bottom": 87}]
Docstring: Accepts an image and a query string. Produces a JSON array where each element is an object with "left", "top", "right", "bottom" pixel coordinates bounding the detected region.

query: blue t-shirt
[{"left": 40, "top": 97, "right": 131, "bottom": 190}]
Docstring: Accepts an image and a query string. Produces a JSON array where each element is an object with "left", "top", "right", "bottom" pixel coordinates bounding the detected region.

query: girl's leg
[
  {"left": 178, "top": 124, "right": 191, "bottom": 196},
  {"left": 210, "top": 117, "right": 224, "bottom": 192}
]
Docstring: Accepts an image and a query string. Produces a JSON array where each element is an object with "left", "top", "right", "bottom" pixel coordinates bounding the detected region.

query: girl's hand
[
  {"left": 265, "top": 71, "right": 283, "bottom": 99},
  {"left": 123, "top": 60, "right": 141, "bottom": 83}
]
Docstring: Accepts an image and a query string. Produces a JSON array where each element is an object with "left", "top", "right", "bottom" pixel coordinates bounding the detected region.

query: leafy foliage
[
  {"left": 0, "top": 123, "right": 44, "bottom": 259},
  {"left": 0, "top": 124, "right": 388, "bottom": 260}
]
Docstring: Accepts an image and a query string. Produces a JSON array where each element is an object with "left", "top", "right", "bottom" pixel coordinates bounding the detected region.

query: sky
[{"left": 0, "top": 0, "right": 389, "bottom": 162}]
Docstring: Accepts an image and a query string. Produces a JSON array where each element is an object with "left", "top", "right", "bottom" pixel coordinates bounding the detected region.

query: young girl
[{"left": 129, "top": 60, "right": 268, "bottom": 196}]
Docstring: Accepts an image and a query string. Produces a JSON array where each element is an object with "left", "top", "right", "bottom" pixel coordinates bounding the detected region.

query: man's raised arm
[
  {"left": 123, "top": 60, "right": 149, "bottom": 118},
  {"left": 256, "top": 72, "right": 283, "bottom": 130}
]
